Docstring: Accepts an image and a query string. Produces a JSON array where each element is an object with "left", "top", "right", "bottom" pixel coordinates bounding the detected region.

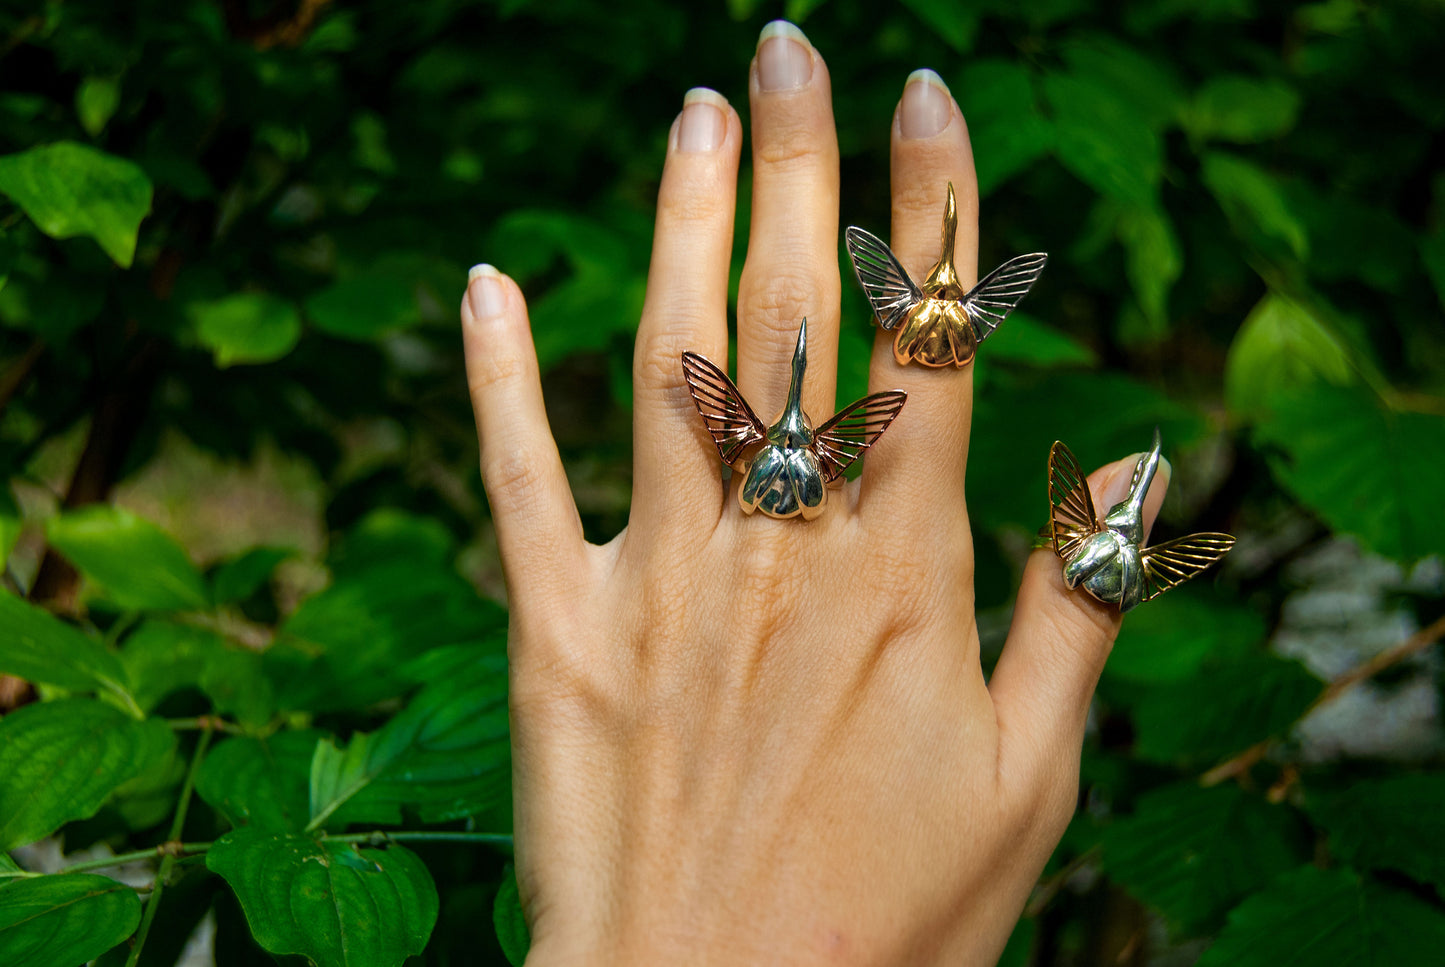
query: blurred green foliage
[{"left": 1, "top": 0, "right": 1444, "bottom": 964}]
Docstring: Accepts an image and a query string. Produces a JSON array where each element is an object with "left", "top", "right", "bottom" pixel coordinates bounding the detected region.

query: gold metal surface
[{"left": 846, "top": 183, "right": 1048, "bottom": 368}]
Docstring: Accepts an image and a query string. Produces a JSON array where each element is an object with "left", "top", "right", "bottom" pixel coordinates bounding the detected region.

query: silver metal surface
[
  {"left": 682, "top": 319, "right": 907, "bottom": 520},
  {"left": 1047, "top": 429, "right": 1235, "bottom": 612},
  {"left": 845, "top": 183, "right": 1049, "bottom": 367}
]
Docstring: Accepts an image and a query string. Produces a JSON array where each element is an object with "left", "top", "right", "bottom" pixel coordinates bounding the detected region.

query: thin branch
[
  {"left": 1202, "top": 614, "right": 1445, "bottom": 787},
  {"left": 125, "top": 725, "right": 213, "bottom": 967},
  {"left": 329, "top": 831, "right": 514, "bottom": 848},
  {"left": 167, "top": 715, "right": 246, "bottom": 735},
  {"left": 1024, "top": 846, "right": 1100, "bottom": 918}
]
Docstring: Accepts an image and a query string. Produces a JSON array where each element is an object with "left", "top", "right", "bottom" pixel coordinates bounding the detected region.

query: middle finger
[{"left": 736, "top": 21, "right": 841, "bottom": 423}]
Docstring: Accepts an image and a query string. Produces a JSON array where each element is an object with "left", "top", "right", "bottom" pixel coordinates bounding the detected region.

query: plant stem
[
  {"left": 125, "top": 725, "right": 213, "bottom": 967},
  {"left": 1202, "top": 613, "right": 1445, "bottom": 787},
  {"left": 329, "top": 831, "right": 515, "bottom": 847},
  {"left": 167, "top": 715, "right": 245, "bottom": 735}
]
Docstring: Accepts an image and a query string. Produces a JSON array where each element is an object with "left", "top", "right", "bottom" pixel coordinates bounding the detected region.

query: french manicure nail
[
  {"left": 467, "top": 264, "right": 506, "bottom": 320},
  {"left": 899, "top": 68, "right": 952, "bottom": 140},
  {"left": 678, "top": 88, "right": 727, "bottom": 152},
  {"left": 757, "top": 21, "right": 813, "bottom": 92}
]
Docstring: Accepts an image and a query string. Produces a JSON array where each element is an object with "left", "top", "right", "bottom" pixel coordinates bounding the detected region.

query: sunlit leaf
[
  {"left": 1224, "top": 292, "right": 1354, "bottom": 420},
  {"left": 1116, "top": 202, "right": 1182, "bottom": 336},
  {"left": 978, "top": 311, "right": 1097, "bottom": 367},
  {"left": 0, "top": 874, "right": 141, "bottom": 967},
  {"left": 1198, "top": 866, "right": 1445, "bottom": 966},
  {"left": 207, "top": 829, "right": 438, "bottom": 967},
  {"left": 1103, "top": 782, "right": 1308, "bottom": 935},
  {"left": 46, "top": 505, "right": 209, "bottom": 611},
  {"left": 0, "top": 698, "right": 174, "bottom": 851},
  {"left": 75, "top": 76, "right": 122, "bottom": 137},
  {"left": 0, "top": 594, "right": 133, "bottom": 703},
  {"left": 1183, "top": 75, "right": 1301, "bottom": 143},
  {"left": 190, "top": 293, "right": 302, "bottom": 367},
  {"left": 1255, "top": 384, "right": 1445, "bottom": 560},
  {"left": 1200, "top": 152, "right": 1308, "bottom": 259},
  {"left": 0, "top": 142, "right": 152, "bottom": 267}
]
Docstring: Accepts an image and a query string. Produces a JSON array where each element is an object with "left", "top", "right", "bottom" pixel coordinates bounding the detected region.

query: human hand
[{"left": 461, "top": 21, "right": 1168, "bottom": 967}]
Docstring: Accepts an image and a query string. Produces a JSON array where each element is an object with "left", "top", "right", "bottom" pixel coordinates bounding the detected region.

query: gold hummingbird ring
[
  {"left": 681, "top": 318, "right": 907, "bottom": 520},
  {"left": 846, "top": 183, "right": 1049, "bottom": 368},
  {"left": 1044, "top": 429, "right": 1235, "bottom": 612}
]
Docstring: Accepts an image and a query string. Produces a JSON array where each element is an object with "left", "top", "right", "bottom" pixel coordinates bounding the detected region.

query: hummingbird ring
[
  {"left": 1045, "top": 429, "right": 1235, "bottom": 612},
  {"left": 845, "top": 183, "right": 1048, "bottom": 368},
  {"left": 681, "top": 318, "right": 907, "bottom": 520}
]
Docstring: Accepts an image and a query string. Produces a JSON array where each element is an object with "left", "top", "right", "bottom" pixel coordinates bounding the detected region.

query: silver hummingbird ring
[
  {"left": 681, "top": 318, "right": 907, "bottom": 521},
  {"left": 1044, "top": 429, "right": 1235, "bottom": 612}
]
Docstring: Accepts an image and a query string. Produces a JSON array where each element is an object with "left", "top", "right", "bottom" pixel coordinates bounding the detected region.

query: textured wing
[
  {"left": 1140, "top": 533, "right": 1235, "bottom": 602},
  {"left": 812, "top": 390, "right": 908, "bottom": 482},
  {"left": 962, "top": 252, "right": 1049, "bottom": 342},
  {"left": 681, "top": 352, "right": 765, "bottom": 469},
  {"left": 845, "top": 226, "right": 922, "bottom": 331},
  {"left": 1048, "top": 441, "right": 1099, "bottom": 560}
]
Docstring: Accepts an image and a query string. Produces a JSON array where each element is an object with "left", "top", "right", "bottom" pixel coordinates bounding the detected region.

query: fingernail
[
  {"left": 678, "top": 88, "right": 727, "bottom": 153},
  {"left": 900, "top": 69, "right": 952, "bottom": 140},
  {"left": 757, "top": 21, "right": 812, "bottom": 92},
  {"left": 467, "top": 263, "right": 506, "bottom": 320}
]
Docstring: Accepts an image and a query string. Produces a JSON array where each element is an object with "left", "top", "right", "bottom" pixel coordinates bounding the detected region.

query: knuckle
[
  {"left": 634, "top": 331, "right": 700, "bottom": 399},
  {"left": 658, "top": 181, "right": 730, "bottom": 225},
  {"left": 740, "top": 265, "right": 838, "bottom": 337},
  {"left": 756, "top": 123, "right": 826, "bottom": 170},
  {"left": 481, "top": 447, "right": 552, "bottom": 514},
  {"left": 468, "top": 349, "right": 530, "bottom": 398}
]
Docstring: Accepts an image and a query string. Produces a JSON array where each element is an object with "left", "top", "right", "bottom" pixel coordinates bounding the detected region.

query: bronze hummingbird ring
[
  {"left": 681, "top": 318, "right": 907, "bottom": 521},
  {"left": 845, "top": 182, "right": 1048, "bottom": 368}
]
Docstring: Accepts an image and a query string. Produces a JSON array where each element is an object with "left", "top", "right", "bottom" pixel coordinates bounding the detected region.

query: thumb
[{"left": 987, "top": 447, "right": 1171, "bottom": 780}]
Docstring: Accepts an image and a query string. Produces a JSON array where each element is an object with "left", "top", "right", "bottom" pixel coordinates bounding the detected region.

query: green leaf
[
  {"left": 1107, "top": 588, "right": 1266, "bottom": 684},
  {"left": 1060, "top": 36, "right": 1185, "bottom": 130},
  {"left": 119, "top": 621, "right": 271, "bottom": 724},
  {"left": 0, "top": 513, "right": 18, "bottom": 568},
  {"left": 305, "top": 276, "right": 419, "bottom": 341},
  {"left": 309, "top": 653, "right": 510, "bottom": 830},
  {"left": 1225, "top": 292, "right": 1354, "bottom": 420},
  {"left": 206, "top": 829, "right": 438, "bottom": 967},
  {"left": 0, "top": 873, "right": 142, "bottom": 967},
  {"left": 1131, "top": 653, "right": 1320, "bottom": 765},
  {"left": 75, "top": 76, "right": 122, "bottom": 137},
  {"left": 997, "top": 916, "right": 1036, "bottom": 967},
  {"left": 1198, "top": 866, "right": 1445, "bottom": 966},
  {"left": 211, "top": 547, "right": 291, "bottom": 604},
  {"left": 1116, "top": 202, "right": 1182, "bottom": 336},
  {"left": 46, "top": 505, "right": 209, "bottom": 611},
  {"left": 267, "top": 537, "right": 506, "bottom": 713},
  {"left": 0, "top": 142, "right": 152, "bottom": 267},
  {"left": 953, "top": 61, "right": 1053, "bottom": 195},
  {"left": 1183, "top": 75, "right": 1301, "bottom": 143},
  {"left": 0, "top": 593, "right": 133, "bottom": 703},
  {"left": 1306, "top": 773, "right": 1445, "bottom": 894},
  {"left": 190, "top": 293, "right": 302, "bottom": 367},
  {"left": 0, "top": 698, "right": 175, "bottom": 850},
  {"left": 493, "top": 864, "right": 530, "bottom": 967},
  {"left": 1200, "top": 152, "right": 1309, "bottom": 260},
  {"left": 1043, "top": 73, "right": 1163, "bottom": 208},
  {"left": 1255, "top": 384, "right": 1445, "bottom": 561},
  {"left": 897, "top": 0, "right": 979, "bottom": 51},
  {"left": 975, "top": 310, "right": 1097, "bottom": 367},
  {"left": 197, "top": 732, "right": 321, "bottom": 833},
  {"left": 1103, "top": 783, "right": 1308, "bottom": 935}
]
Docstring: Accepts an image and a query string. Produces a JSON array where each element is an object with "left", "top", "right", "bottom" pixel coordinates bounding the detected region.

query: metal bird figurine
[
  {"left": 682, "top": 319, "right": 907, "bottom": 520},
  {"left": 845, "top": 183, "right": 1048, "bottom": 368},
  {"left": 1048, "top": 429, "right": 1235, "bottom": 612}
]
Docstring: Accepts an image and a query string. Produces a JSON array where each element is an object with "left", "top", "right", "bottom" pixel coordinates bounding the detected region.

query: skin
[{"left": 461, "top": 24, "right": 1168, "bottom": 967}]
